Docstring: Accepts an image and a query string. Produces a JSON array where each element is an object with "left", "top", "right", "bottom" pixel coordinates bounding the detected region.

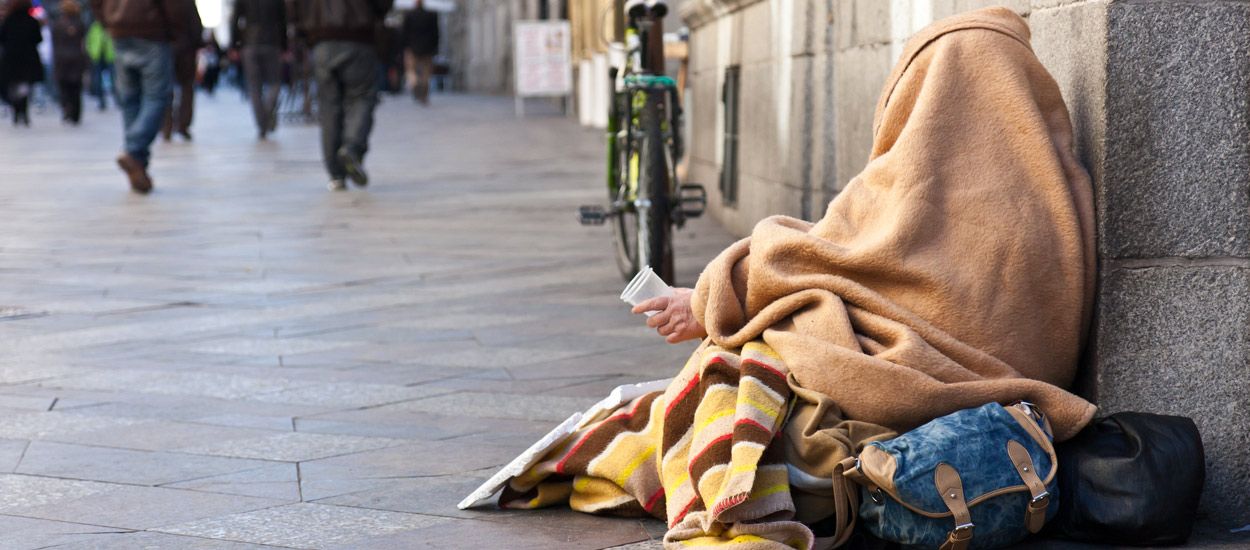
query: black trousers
[{"left": 59, "top": 79, "right": 83, "bottom": 123}]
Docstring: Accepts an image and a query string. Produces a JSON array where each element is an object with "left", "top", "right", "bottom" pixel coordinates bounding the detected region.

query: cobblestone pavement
[{"left": 0, "top": 93, "right": 734, "bottom": 549}]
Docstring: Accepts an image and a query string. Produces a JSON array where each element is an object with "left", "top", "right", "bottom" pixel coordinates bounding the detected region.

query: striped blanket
[{"left": 501, "top": 341, "right": 815, "bottom": 549}]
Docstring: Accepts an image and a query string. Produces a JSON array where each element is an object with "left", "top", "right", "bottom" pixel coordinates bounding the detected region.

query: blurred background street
[{"left": 0, "top": 94, "right": 733, "bottom": 548}]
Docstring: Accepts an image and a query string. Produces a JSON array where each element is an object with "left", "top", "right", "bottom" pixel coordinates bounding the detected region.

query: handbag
[
  {"left": 841, "top": 402, "right": 1058, "bottom": 549},
  {"left": 1047, "top": 412, "right": 1204, "bottom": 545}
]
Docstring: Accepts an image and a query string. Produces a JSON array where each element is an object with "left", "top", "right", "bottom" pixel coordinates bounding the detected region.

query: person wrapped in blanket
[{"left": 500, "top": 7, "right": 1097, "bottom": 549}]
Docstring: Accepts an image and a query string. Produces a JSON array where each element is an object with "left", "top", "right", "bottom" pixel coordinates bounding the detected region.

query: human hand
[{"left": 631, "top": 287, "right": 707, "bottom": 344}]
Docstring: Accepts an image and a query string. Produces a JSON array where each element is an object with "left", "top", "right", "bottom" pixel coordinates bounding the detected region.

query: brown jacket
[{"left": 90, "top": 0, "right": 192, "bottom": 42}]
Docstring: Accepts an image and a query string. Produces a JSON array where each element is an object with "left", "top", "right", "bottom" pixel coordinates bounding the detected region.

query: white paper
[{"left": 457, "top": 378, "right": 673, "bottom": 510}]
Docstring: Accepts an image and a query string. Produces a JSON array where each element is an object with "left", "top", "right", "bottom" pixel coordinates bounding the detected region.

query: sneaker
[
  {"left": 116, "top": 153, "right": 153, "bottom": 194},
  {"left": 337, "top": 147, "right": 368, "bottom": 187},
  {"left": 327, "top": 179, "right": 347, "bottom": 191}
]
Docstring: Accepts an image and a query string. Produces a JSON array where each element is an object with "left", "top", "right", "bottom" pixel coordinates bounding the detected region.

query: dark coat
[
  {"left": 90, "top": 0, "right": 191, "bottom": 42},
  {"left": 231, "top": 0, "right": 287, "bottom": 50},
  {"left": 290, "top": 0, "right": 392, "bottom": 46},
  {"left": 401, "top": 7, "right": 437, "bottom": 56},
  {"left": 0, "top": 10, "right": 45, "bottom": 85},
  {"left": 52, "top": 15, "right": 88, "bottom": 84}
]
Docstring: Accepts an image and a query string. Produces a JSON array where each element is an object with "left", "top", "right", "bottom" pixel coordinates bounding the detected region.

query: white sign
[{"left": 514, "top": 20, "right": 572, "bottom": 98}]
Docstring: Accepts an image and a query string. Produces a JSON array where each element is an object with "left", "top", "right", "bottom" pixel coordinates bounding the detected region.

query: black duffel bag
[{"left": 1048, "top": 412, "right": 1205, "bottom": 545}]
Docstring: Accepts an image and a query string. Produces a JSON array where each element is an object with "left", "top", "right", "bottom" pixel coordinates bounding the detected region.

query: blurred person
[
  {"left": 161, "top": 0, "right": 202, "bottom": 141},
  {"left": 52, "top": 0, "right": 88, "bottom": 124},
  {"left": 230, "top": 0, "right": 286, "bottom": 139},
  {"left": 199, "top": 31, "right": 223, "bottom": 95},
  {"left": 85, "top": 18, "right": 114, "bottom": 110},
  {"left": 400, "top": 0, "right": 436, "bottom": 105},
  {"left": 291, "top": 0, "right": 393, "bottom": 191},
  {"left": 0, "top": 0, "right": 46, "bottom": 127},
  {"left": 91, "top": 0, "right": 193, "bottom": 194}
]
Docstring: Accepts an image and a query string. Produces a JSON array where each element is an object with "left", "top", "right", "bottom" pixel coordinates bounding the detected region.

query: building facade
[
  {"left": 446, "top": 0, "right": 569, "bottom": 94},
  {"left": 682, "top": 0, "right": 1250, "bottom": 528}
]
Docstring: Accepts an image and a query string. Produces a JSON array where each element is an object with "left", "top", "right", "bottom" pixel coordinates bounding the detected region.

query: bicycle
[{"left": 578, "top": 0, "right": 706, "bottom": 284}]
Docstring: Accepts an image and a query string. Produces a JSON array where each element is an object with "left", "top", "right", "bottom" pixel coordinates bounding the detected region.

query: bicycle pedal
[
  {"left": 678, "top": 184, "right": 707, "bottom": 218},
  {"left": 578, "top": 205, "right": 609, "bottom": 226}
]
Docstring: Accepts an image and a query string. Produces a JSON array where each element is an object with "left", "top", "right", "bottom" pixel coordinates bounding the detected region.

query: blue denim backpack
[{"left": 841, "top": 402, "right": 1058, "bottom": 550}]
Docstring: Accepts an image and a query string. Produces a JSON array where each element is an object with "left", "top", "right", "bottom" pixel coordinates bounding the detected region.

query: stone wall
[{"left": 683, "top": 0, "right": 1250, "bottom": 528}]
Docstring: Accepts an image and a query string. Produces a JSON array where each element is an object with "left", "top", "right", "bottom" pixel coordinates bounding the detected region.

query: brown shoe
[{"left": 116, "top": 153, "right": 153, "bottom": 194}]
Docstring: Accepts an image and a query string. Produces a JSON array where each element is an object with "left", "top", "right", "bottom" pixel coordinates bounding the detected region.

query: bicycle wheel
[
  {"left": 636, "top": 93, "right": 674, "bottom": 283},
  {"left": 610, "top": 97, "right": 640, "bottom": 281}
]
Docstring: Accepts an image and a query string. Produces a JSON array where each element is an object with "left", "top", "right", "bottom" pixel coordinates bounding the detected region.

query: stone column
[{"left": 1034, "top": 0, "right": 1250, "bottom": 528}]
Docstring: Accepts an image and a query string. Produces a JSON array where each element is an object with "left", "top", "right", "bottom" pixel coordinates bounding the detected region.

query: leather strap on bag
[
  {"left": 935, "top": 463, "right": 973, "bottom": 550},
  {"left": 829, "top": 459, "right": 861, "bottom": 548},
  {"left": 1007, "top": 439, "right": 1051, "bottom": 533}
]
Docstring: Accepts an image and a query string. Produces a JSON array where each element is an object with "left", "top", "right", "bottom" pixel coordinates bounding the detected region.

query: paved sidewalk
[{"left": 0, "top": 94, "right": 734, "bottom": 548}]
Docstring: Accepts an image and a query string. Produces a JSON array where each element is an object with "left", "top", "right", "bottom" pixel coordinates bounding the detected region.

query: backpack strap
[
  {"left": 1007, "top": 439, "right": 1051, "bottom": 533},
  {"left": 935, "top": 463, "right": 973, "bottom": 550}
]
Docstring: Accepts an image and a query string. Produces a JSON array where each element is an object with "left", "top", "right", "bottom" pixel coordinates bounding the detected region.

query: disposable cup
[{"left": 620, "top": 266, "right": 674, "bottom": 316}]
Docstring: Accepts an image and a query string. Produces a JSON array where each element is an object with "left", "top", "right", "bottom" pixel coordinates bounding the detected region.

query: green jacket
[{"left": 85, "top": 21, "right": 114, "bottom": 63}]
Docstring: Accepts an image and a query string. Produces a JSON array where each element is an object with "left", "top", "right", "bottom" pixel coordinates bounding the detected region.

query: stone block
[
  {"left": 738, "top": 0, "right": 775, "bottom": 66},
  {"left": 1030, "top": 0, "right": 1109, "bottom": 189},
  {"left": 737, "top": 61, "right": 784, "bottom": 182},
  {"left": 833, "top": 43, "right": 893, "bottom": 189},
  {"left": 688, "top": 19, "right": 720, "bottom": 76},
  {"left": 836, "top": 0, "right": 892, "bottom": 50},
  {"left": 1030, "top": 0, "right": 1095, "bottom": 10},
  {"left": 931, "top": 0, "right": 1029, "bottom": 20},
  {"left": 1102, "top": 1, "right": 1250, "bottom": 259},
  {"left": 786, "top": 54, "right": 814, "bottom": 206},
  {"left": 1095, "top": 265, "right": 1250, "bottom": 526},
  {"left": 791, "top": 0, "right": 832, "bottom": 56}
]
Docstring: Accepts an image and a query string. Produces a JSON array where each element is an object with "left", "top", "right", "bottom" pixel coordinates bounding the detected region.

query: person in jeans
[
  {"left": 161, "top": 0, "right": 202, "bottom": 142},
  {"left": 91, "top": 0, "right": 190, "bottom": 193},
  {"left": 231, "top": 0, "right": 286, "bottom": 139},
  {"left": 291, "top": 0, "right": 393, "bottom": 191},
  {"left": 85, "top": 20, "right": 114, "bottom": 110},
  {"left": 401, "top": 0, "right": 437, "bottom": 105},
  {"left": 52, "top": 0, "right": 89, "bottom": 125}
]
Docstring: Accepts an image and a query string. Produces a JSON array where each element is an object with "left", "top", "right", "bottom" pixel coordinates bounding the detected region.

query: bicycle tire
[
  {"left": 637, "top": 93, "right": 674, "bottom": 283},
  {"left": 610, "top": 94, "right": 640, "bottom": 281}
]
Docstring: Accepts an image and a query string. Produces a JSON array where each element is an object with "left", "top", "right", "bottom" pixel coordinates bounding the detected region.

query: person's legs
[
  {"left": 175, "top": 53, "right": 195, "bottom": 136},
  {"left": 259, "top": 46, "right": 281, "bottom": 133},
  {"left": 127, "top": 41, "right": 173, "bottom": 167},
  {"left": 313, "top": 42, "right": 346, "bottom": 184},
  {"left": 65, "top": 81, "right": 82, "bottom": 123},
  {"left": 161, "top": 95, "right": 174, "bottom": 140},
  {"left": 90, "top": 62, "right": 104, "bottom": 107},
  {"left": 59, "top": 79, "right": 82, "bottom": 123},
  {"left": 113, "top": 42, "right": 143, "bottom": 134},
  {"left": 243, "top": 46, "right": 266, "bottom": 133},
  {"left": 339, "top": 42, "right": 378, "bottom": 173},
  {"left": 403, "top": 50, "right": 416, "bottom": 96},
  {"left": 415, "top": 54, "right": 433, "bottom": 105}
]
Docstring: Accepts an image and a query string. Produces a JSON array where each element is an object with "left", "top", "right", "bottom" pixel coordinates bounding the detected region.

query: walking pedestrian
[
  {"left": 161, "top": 0, "right": 202, "bottom": 141},
  {"left": 401, "top": 0, "right": 437, "bottom": 105},
  {"left": 199, "top": 32, "right": 223, "bottom": 95},
  {"left": 52, "top": 0, "right": 88, "bottom": 124},
  {"left": 90, "top": 0, "right": 193, "bottom": 194},
  {"left": 85, "top": 19, "right": 114, "bottom": 110},
  {"left": 291, "top": 0, "right": 393, "bottom": 191},
  {"left": 230, "top": 0, "right": 286, "bottom": 139},
  {"left": 0, "top": 0, "right": 46, "bottom": 127}
]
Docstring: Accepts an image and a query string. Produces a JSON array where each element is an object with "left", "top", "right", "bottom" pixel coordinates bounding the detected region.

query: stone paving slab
[{"left": 0, "top": 93, "right": 736, "bottom": 548}]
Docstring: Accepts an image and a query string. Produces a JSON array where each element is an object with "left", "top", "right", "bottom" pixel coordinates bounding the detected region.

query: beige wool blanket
[{"left": 692, "top": 7, "right": 1097, "bottom": 442}]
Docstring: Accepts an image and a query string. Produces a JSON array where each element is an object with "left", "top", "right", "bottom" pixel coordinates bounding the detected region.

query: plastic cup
[{"left": 620, "top": 266, "right": 674, "bottom": 316}]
